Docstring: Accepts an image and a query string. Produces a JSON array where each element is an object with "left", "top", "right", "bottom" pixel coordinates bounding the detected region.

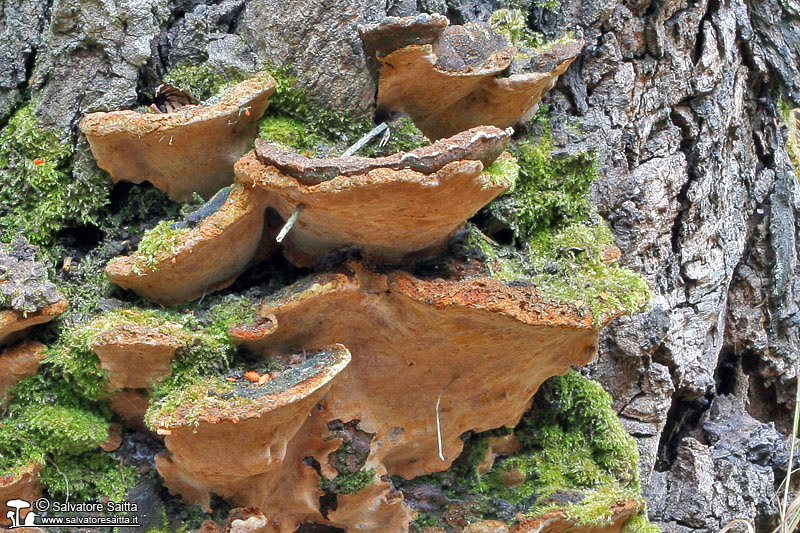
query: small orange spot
[
  {"left": 157, "top": 428, "right": 172, "bottom": 436},
  {"left": 598, "top": 291, "right": 608, "bottom": 301},
  {"left": 245, "top": 370, "right": 261, "bottom": 382},
  {"left": 244, "top": 109, "right": 251, "bottom": 116},
  {"left": 257, "top": 373, "right": 272, "bottom": 385},
  {"left": 33, "top": 159, "right": 44, "bottom": 165},
  {"left": 225, "top": 376, "right": 237, "bottom": 382}
]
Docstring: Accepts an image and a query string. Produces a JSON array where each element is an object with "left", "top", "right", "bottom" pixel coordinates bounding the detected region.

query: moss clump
[
  {"left": 499, "top": 133, "right": 595, "bottom": 233},
  {"left": 163, "top": 62, "right": 247, "bottom": 103},
  {"left": 259, "top": 65, "right": 427, "bottom": 158},
  {"left": 405, "top": 372, "right": 655, "bottom": 531},
  {"left": 488, "top": 9, "right": 546, "bottom": 51},
  {"left": 145, "top": 375, "right": 237, "bottom": 429},
  {"left": 359, "top": 117, "right": 427, "bottom": 158},
  {"left": 41, "top": 450, "right": 135, "bottom": 502},
  {"left": 483, "top": 153, "right": 520, "bottom": 189},
  {"left": 0, "top": 104, "right": 109, "bottom": 245},
  {"left": 487, "top": 110, "right": 596, "bottom": 240},
  {"left": 258, "top": 66, "right": 427, "bottom": 157},
  {"left": 464, "top": 225, "right": 528, "bottom": 283},
  {"left": 17, "top": 404, "right": 109, "bottom": 455},
  {"left": 526, "top": 219, "right": 652, "bottom": 323},
  {"left": 144, "top": 297, "right": 253, "bottom": 428},
  {"left": 133, "top": 220, "right": 189, "bottom": 274},
  {"left": 320, "top": 468, "right": 376, "bottom": 494},
  {"left": 623, "top": 511, "right": 661, "bottom": 533},
  {"left": 466, "top": 219, "right": 651, "bottom": 323},
  {"left": 0, "top": 371, "right": 130, "bottom": 502},
  {"left": 258, "top": 115, "right": 325, "bottom": 152},
  {"left": 264, "top": 64, "right": 370, "bottom": 145},
  {"left": 779, "top": 98, "right": 800, "bottom": 182}
]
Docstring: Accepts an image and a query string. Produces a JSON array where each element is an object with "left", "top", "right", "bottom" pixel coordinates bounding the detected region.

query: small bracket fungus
[
  {"left": 0, "top": 301, "right": 67, "bottom": 347},
  {"left": 0, "top": 462, "right": 42, "bottom": 526},
  {"left": 511, "top": 499, "right": 643, "bottom": 532},
  {"left": 239, "top": 126, "right": 514, "bottom": 266},
  {"left": 254, "top": 125, "right": 511, "bottom": 185},
  {"left": 105, "top": 183, "right": 279, "bottom": 305},
  {"left": 0, "top": 341, "right": 46, "bottom": 407},
  {"left": 91, "top": 321, "right": 184, "bottom": 390},
  {"left": 79, "top": 73, "right": 276, "bottom": 201},
  {"left": 359, "top": 15, "right": 583, "bottom": 139},
  {"left": 151, "top": 345, "right": 351, "bottom": 512}
]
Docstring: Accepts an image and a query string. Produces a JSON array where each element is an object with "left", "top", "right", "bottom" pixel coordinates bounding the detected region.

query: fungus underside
[{"left": 405, "top": 371, "right": 656, "bottom": 530}]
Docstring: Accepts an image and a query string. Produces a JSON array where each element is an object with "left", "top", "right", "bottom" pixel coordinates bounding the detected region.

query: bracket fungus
[
  {"left": 105, "top": 183, "right": 279, "bottom": 305},
  {"left": 359, "top": 15, "right": 583, "bottom": 140},
  {"left": 0, "top": 462, "right": 41, "bottom": 526},
  {"left": 164, "top": 262, "right": 632, "bottom": 531},
  {"left": 240, "top": 126, "right": 514, "bottom": 266},
  {"left": 79, "top": 73, "right": 275, "bottom": 201},
  {"left": 91, "top": 321, "right": 184, "bottom": 390},
  {"left": 507, "top": 499, "right": 643, "bottom": 533},
  {"left": 151, "top": 345, "right": 351, "bottom": 512},
  {"left": 0, "top": 301, "right": 66, "bottom": 346},
  {"left": 0, "top": 341, "right": 46, "bottom": 407},
  {"left": 105, "top": 127, "right": 514, "bottom": 305}
]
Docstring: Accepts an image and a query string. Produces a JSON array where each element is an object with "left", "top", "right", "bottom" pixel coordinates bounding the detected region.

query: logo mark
[{"left": 5, "top": 498, "right": 38, "bottom": 528}]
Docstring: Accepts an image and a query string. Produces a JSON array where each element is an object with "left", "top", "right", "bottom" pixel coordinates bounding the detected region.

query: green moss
[
  {"left": 258, "top": 65, "right": 428, "bottom": 157},
  {"left": 258, "top": 115, "right": 325, "bottom": 152},
  {"left": 779, "top": 98, "right": 800, "bottom": 182},
  {"left": 41, "top": 450, "right": 136, "bottom": 502},
  {"left": 145, "top": 375, "right": 237, "bottom": 429},
  {"left": 405, "top": 372, "right": 647, "bottom": 531},
  {"left": 18, "top": 404, "right": 108, "bottom": 455},
  {"left": 196, "top": 294, "right": 258, "bottom": 336},
  {"left": 0, "top": 373, "right": 116, "bottom": 500},
  {"left": 360, "top": 117, "right": 427, "bottom": 158},
  {"left": 465, "top": 225, "right": 528, "bottom": 283},
  {"left": 163, "top": 62, "right": 247, "bottom": 103},
  {"left": 465, "top": 219, "right": 651, "bottom": 323},
  {"left": 133, "top": 220, "right": 189, "bottom": 274},
  {"left": 526, "top": 219, "right": 652, "bottom": 324},
  {"left": 143, "top": 297, "right": 251, "bottom": 428},
  {"left": 57, "top": 254, "right": 116, "bottom": 323},
  {"left": 0, "top": 104, "right": 110, "bottom": 245},
  {"left": 43, "top": 309, "right": 176, "bottom": 401},
  {"left": 483, "top": 153, "right": 520, "bottom": 189},
  {"left": 623, "top": 511, "right": 661, "bottom": 533},
  {"left": 488, "top": 9, "right": 546, "bottom": 51},
  {"left": 487, "top": 111, "right": 597, "bottom": 240},
  {"left": 320, "top": 468, "right": 376, "bottom": 494},
  {"left": 534, "top": 0, "right": 560, "bottom": 12},
  {"left": 265, "top": 64, "right": 371, "bottom": 143}
]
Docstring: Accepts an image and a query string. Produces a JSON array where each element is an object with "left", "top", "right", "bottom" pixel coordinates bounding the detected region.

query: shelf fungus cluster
[
  {"left": 106, "top": 125, "right": 515, "bottom": 305},
  {"left": 358, "top": 14, "right": 584, "bottom": 140},
  {"left": 0, "top": 16, "right": 651, "bottom": 533},
  {"left": 80, "top": 73, "right": 276, "bottom": 201}
]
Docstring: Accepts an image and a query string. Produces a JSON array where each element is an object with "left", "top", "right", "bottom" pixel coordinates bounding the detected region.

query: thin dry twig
[
  {"left": 436, "top": 378, "right": 457, "bottom": 462},
  {"left": 276, "top": 204, "right": 303, "bottom": 243},
  {"left": 719, "top": 519, "right": 755, "bottom": 533},
  {"left": 781, "top": 375, "right": 800, "bottom": 533}
]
